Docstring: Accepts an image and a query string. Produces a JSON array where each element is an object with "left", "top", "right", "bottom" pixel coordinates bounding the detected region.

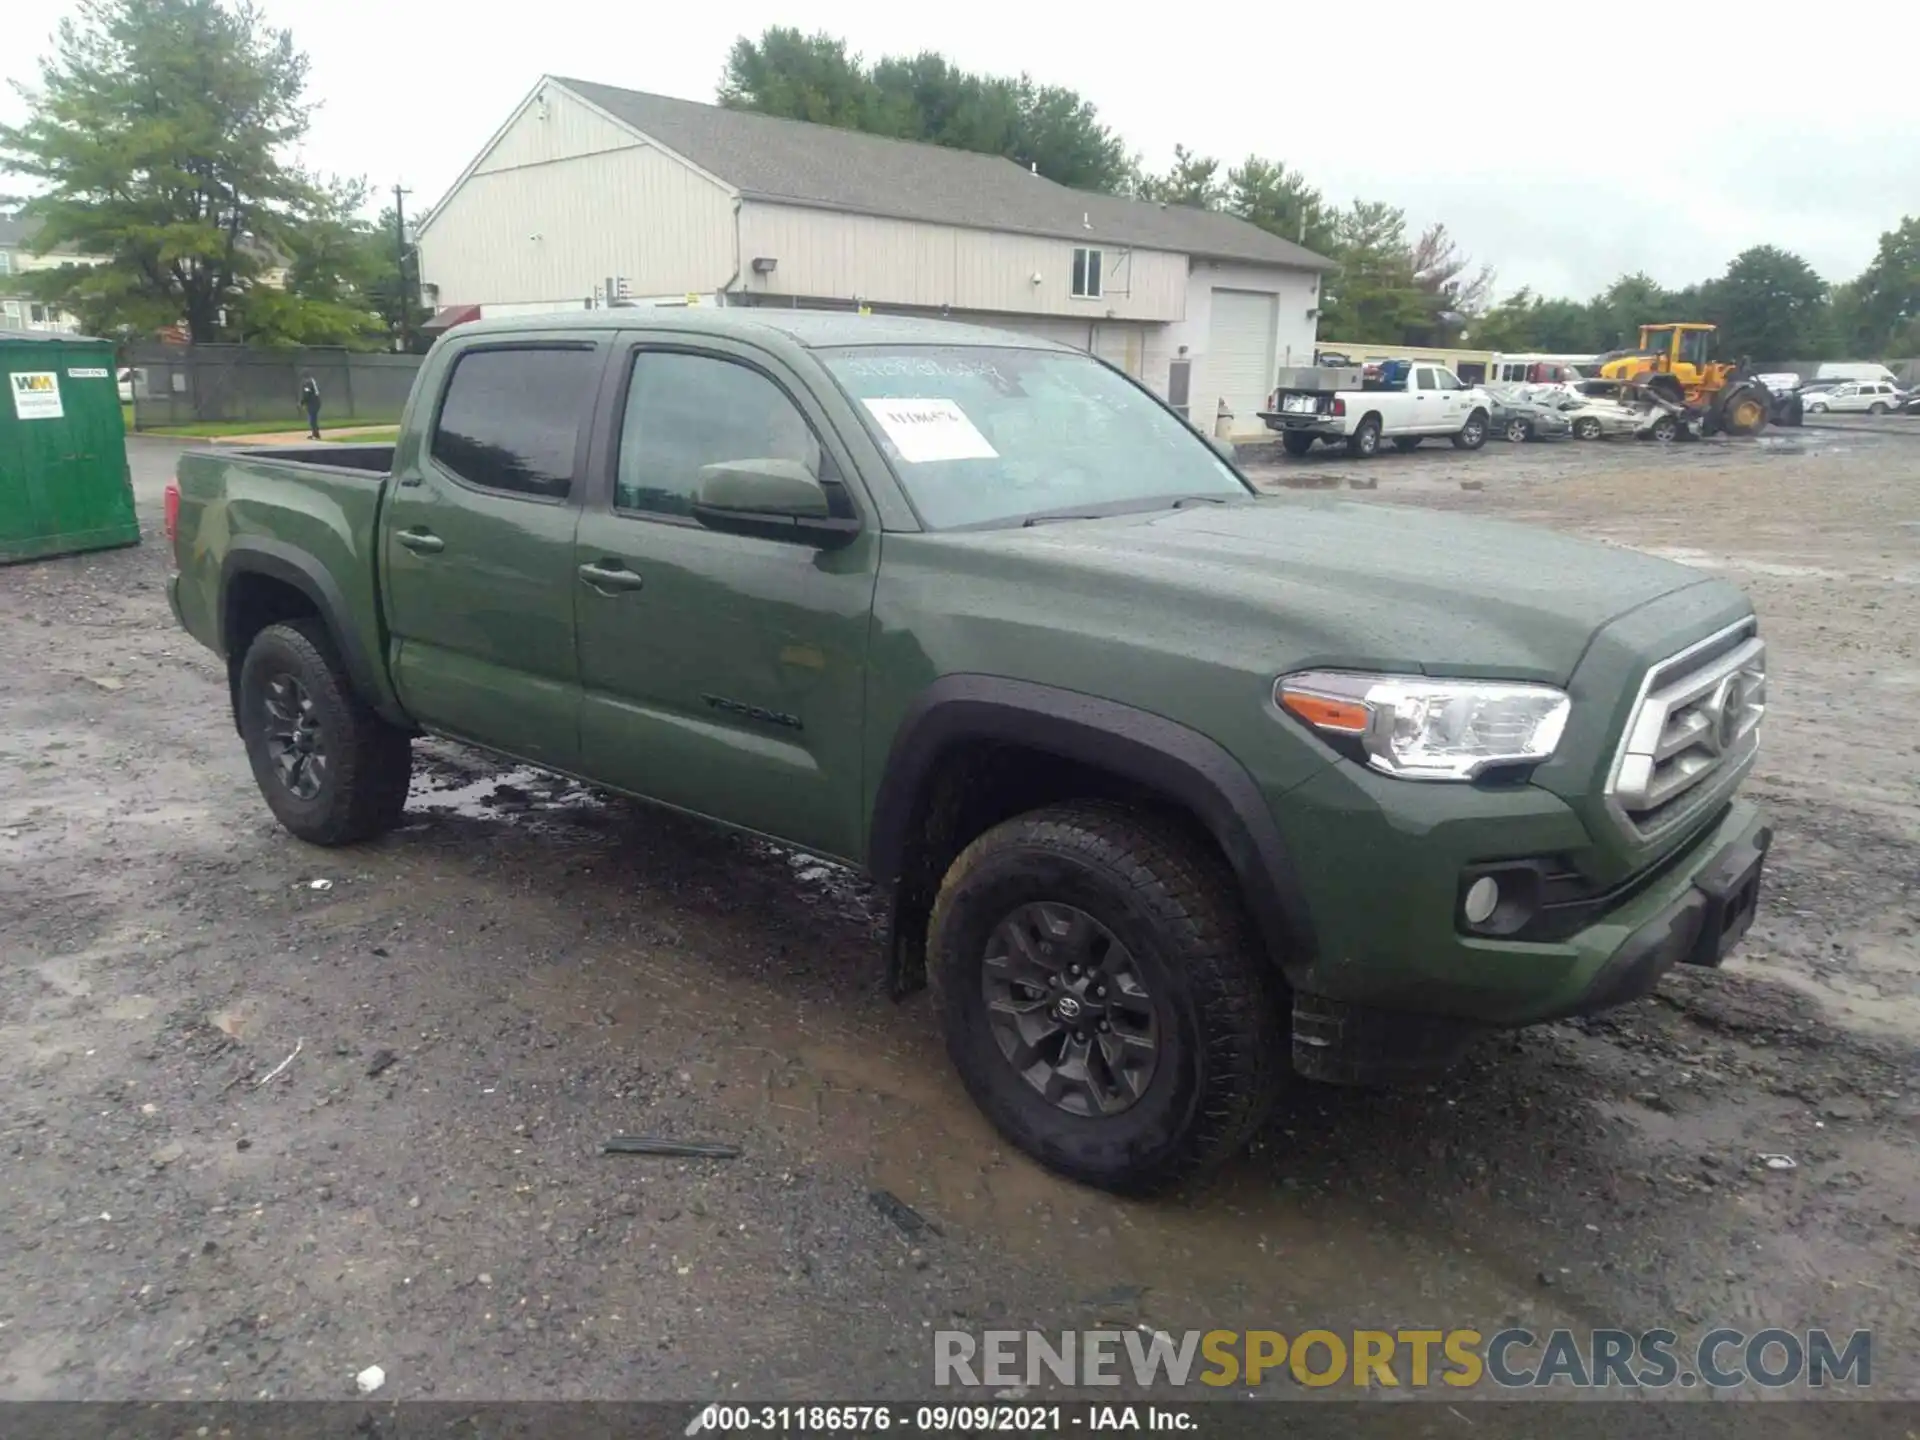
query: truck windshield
[{"left": 821, "top": 345, "right": 1248, "bottom": 530}]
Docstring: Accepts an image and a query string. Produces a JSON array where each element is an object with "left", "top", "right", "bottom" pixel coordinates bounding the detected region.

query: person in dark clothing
[{"left": 300, "top": 376, "right": 322, "bottom": 439}]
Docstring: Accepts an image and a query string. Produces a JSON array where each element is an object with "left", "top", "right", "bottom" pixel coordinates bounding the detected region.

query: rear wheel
[
  {"left": 1869, "top": 402, "right": 1890, "bottom": 415},
  {"left": 1716, "top": 384, "right": 1770, "bottom": 437},
  {"left": 1573, "top": 417, "right": 1603, "bottom": 441},
  {"left": 1281, "top": 430, "right": 1317, "bottom": 457},
  {"left": 1345, "top": 417, "right": 1382, "bottom": 458},
  {"left": 1451, "top": 409, "right": 1488, "bottom": 450},
  {"left": 927, "top": 802, "right": 1283, "bottom": 1195},
  {"left": 238, "top": 621, "right": 412, "bottom": 846},
  {"left": 1503, "top": 417, "right": 1531, "bottom": 443},
  {"left": 1647, "top": 414, "right": 1680, "bottom": 443}
]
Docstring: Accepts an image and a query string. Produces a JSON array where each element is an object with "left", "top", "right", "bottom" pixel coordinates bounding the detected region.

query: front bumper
[{"left": 1286, "top": 801, "right": 1769, "bottom": 1083}]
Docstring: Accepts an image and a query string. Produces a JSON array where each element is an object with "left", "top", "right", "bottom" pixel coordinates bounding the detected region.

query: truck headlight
[{"left": 1275, "top": 671, "right": 1571, "bottom": 781}]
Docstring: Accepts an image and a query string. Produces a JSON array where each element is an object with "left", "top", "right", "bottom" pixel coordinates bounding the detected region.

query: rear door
[
  {"left": 570, "top": 336, "right": 879, "bottom": 860},
  {"left": 381, "top": 337, "right": 608, "bottom": 769}
]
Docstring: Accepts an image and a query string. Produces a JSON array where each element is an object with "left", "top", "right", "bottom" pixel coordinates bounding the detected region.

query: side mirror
[{"left": 691, "top": 458, "right": 859, "bottom": 547}]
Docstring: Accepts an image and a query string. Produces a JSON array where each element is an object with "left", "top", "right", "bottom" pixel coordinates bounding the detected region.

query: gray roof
[
  {"left": 0, "top": 213, "right": 85, "bottom": 256},
  {"left": 554, "top": 79, "right": 1334, "bottom": 271}
]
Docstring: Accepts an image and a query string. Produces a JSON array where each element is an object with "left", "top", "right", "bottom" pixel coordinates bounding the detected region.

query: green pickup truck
[{"left": 167, "top": 310, "right": 1771, "bottom": 1194}]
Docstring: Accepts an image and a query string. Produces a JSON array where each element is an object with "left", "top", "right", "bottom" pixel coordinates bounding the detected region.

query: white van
[{"left": 1815, "top": 362, "right": 1901, "bottom": 386}]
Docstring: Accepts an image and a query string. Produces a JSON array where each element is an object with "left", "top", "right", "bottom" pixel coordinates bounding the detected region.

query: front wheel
[
  {"left": 238, "top": 620, "right": 413, "bottom": 846},
  {"left": 1503, "top": 417, "right": 1531, "bottom": 443},
  {"left": 1647, "top": 414, "right": 1680, "bottom": 443},
  {"left": 1806, "top": 401, "right": 1827, "bottom": 413},
  {"left": 1573, "top": 417, "right": 1603, "bottom": 441},
  {"left": 1451, "top": 409, "right": 1488, "bottom": 450},
  {"left": 927, "top": 802, "right": 1283, "bottom": 1195}
]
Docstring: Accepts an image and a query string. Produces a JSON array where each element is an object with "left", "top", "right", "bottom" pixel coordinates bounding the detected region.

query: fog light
[{"left": 1463, "top": 876, "right": 1501, "bottom": 926}]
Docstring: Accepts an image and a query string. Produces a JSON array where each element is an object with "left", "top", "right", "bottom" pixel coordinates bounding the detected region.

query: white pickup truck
[{"left": 1259, "top": 359, "right": 1492, "bottom": 458}]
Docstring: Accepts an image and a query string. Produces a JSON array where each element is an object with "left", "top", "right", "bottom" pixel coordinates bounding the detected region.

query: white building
[
  {"left": 0, "top": 215, "right": 92, "bottom": 334},
  {"left": 416, "top": 78, "right": 1334, "bottom": 435}
]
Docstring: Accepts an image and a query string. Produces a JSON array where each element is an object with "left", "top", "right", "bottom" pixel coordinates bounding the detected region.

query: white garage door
[{"left": 1207, "top": 289, "right": 1279, "bottom": 432}]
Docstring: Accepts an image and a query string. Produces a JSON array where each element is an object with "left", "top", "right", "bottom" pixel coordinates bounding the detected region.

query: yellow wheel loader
[{"left": 1595, "top": 323, "right": 1796, "bottom": 437}]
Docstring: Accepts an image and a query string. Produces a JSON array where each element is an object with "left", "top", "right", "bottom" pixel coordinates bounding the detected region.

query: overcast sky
[{"left": 5, "top": 0, "right": 1917, "bottom": 300}]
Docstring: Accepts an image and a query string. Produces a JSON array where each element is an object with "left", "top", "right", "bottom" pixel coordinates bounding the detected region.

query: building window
[
  {"left": 29, "top": 303, "right": 49, "bottom": 325},
  {"left": 2, "top": 300, "right": 19, "bottom": 325},
  {"left": 1071, "top": 247, "right": 1103, "bottom": 300},
  {"left": 0, "top": 249, "right": 14, "bottom": 276}
]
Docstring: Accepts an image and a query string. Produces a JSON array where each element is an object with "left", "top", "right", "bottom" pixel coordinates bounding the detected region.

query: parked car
[
  {"left": 1814, "top": 362, "right": 1901, "bottom": 386},
  {"left": 1558, "top": 395, "right": 1667, "bottom": 441},
  {"left": 1262, "top": 358, "right": 1491, "bottom": 457},
  {"left": 165, "top": 310, "right": 1771, "bottom": 1195},
  {"left": 1488, "top": 388, "right": 1573, "bottom": 442},
  {"left": 1803, "top": 381, "right": 1903, "bottom": 414}
]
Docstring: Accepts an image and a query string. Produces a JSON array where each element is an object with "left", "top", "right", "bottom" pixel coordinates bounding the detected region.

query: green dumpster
[{"left": 1, "top": 331, "right": 140, "bottom": 565}]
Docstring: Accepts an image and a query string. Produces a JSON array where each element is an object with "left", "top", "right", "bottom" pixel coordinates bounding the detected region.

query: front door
[
  {"left": 382, "top": 338, "right": 606, "bottom": 769},
  {"left": 573, "top": 339, "right": 878, "bottom": 861}
]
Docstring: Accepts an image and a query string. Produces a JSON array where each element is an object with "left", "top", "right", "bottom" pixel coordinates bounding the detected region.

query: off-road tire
[
  {"left": 1451, "top": 409, "right": 1489, "bottom": 449},
  {"left": 238, "top": 620, "right": 412, "bottom": 846},
  {"left": 1281, "top": 431, "right": 1317, "bottom": 457},
  {"left": 927, "top": 801, "right": 1284, "bottom": 1195},
  {"left": 1345, "top": 416, "right": 1382, "bottom": 458}
]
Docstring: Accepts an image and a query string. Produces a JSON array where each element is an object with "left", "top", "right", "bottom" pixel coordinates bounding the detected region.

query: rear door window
[{"left": 430, "top": 346, "right": 600, "bottom": 499}]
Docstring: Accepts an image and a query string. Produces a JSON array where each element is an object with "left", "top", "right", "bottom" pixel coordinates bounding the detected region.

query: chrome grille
[{"left": 1606, "top": 620, "right": 1766, "bottom": 841}]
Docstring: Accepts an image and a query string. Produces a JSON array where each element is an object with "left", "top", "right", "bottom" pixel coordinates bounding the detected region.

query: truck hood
[{"left": 947, "top": 496, "right": 1721, "bottom": 683}]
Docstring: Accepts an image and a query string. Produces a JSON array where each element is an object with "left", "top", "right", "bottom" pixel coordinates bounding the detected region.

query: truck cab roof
[{"left": 445, "top": 307, "right": 1077, "bottom": 354}]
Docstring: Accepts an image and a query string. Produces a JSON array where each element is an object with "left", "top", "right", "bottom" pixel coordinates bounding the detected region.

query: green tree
[
  {"left": 1407, "top": 223, "right": 1493, "bottom": 344},
  {"left": 1846, "top": 215, "right": 1920, "bottom": 355},
  {"left": 718, "top": 28, "right": 876, "bottom": 131},
  {"left": 0, "top": 0, "right": 356, "bottom": 344},
  {"left": 1710, "top": 245, "right": 1833, "bottom": 361},
  {"left": 1136, "top": 145, "right": 1225, "bottom": 209},
  {"left": 719, "top": 28, "right": 1131, "bottom": 192},
  {"left": 1223, "top": 156, "right": 1333, "bottom": 254},
  {"left": 1317, "top": 201, "right": 1427, "bottom": 341},
  {"left": 1589, "top": 272, "right": 1672, "bottom": 351}
]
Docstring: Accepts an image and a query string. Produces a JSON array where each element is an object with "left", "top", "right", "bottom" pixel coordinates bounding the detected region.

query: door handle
[
  {"left": 396, "top": 529, "right": 444, "bottom": 554},
  {"left": 578, "top": 561, "right": 645, "bottom": 593}
]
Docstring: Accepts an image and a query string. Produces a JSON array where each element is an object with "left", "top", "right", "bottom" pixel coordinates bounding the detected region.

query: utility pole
[{"left": 392, "top": 184, "right": 414, "bottom": 353}]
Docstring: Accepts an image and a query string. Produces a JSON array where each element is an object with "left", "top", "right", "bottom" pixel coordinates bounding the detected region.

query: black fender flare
[
  {"left": 219, "top": 539, "right": 407, "bottom": 728},
  {"left": 868, "top": 675, "right": 1317, "bottom": 974}
]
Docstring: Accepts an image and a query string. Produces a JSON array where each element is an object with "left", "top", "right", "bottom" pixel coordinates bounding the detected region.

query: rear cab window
[{"left": 430, "top": 346, "right": 601, "bottom": 499}]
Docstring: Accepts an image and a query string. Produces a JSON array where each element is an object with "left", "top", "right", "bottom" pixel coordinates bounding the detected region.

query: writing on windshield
[{"left": 822, "top": 345, "right": 1246, "bottom": 529}]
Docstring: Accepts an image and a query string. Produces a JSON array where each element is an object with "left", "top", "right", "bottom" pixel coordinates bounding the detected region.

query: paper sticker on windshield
[{"left": 862, "top": 397, "right": 998, "bottom": 463}]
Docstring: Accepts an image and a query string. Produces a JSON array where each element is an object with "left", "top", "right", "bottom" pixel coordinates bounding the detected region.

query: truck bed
[{"left": 168, "top": 443, "right": 402, "bottom": 719}]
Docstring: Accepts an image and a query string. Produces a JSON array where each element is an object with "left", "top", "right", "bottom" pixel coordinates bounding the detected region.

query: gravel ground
[{"left": 1, "top": 428, "right": 1915, "bottom": 1404}]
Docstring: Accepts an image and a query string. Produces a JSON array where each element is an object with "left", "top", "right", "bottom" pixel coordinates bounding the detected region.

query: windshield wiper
[
  {"left": 1169, "top": 494, "right": 1231, "bottom": 508},
  {"left": 1022, "top": 512, "right": 1105, "bottom": 527}
]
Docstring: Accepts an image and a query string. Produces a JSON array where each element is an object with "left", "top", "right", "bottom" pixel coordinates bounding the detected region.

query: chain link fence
[{"left": 126, "top": 343, "right": 424, "bottom": 430}]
